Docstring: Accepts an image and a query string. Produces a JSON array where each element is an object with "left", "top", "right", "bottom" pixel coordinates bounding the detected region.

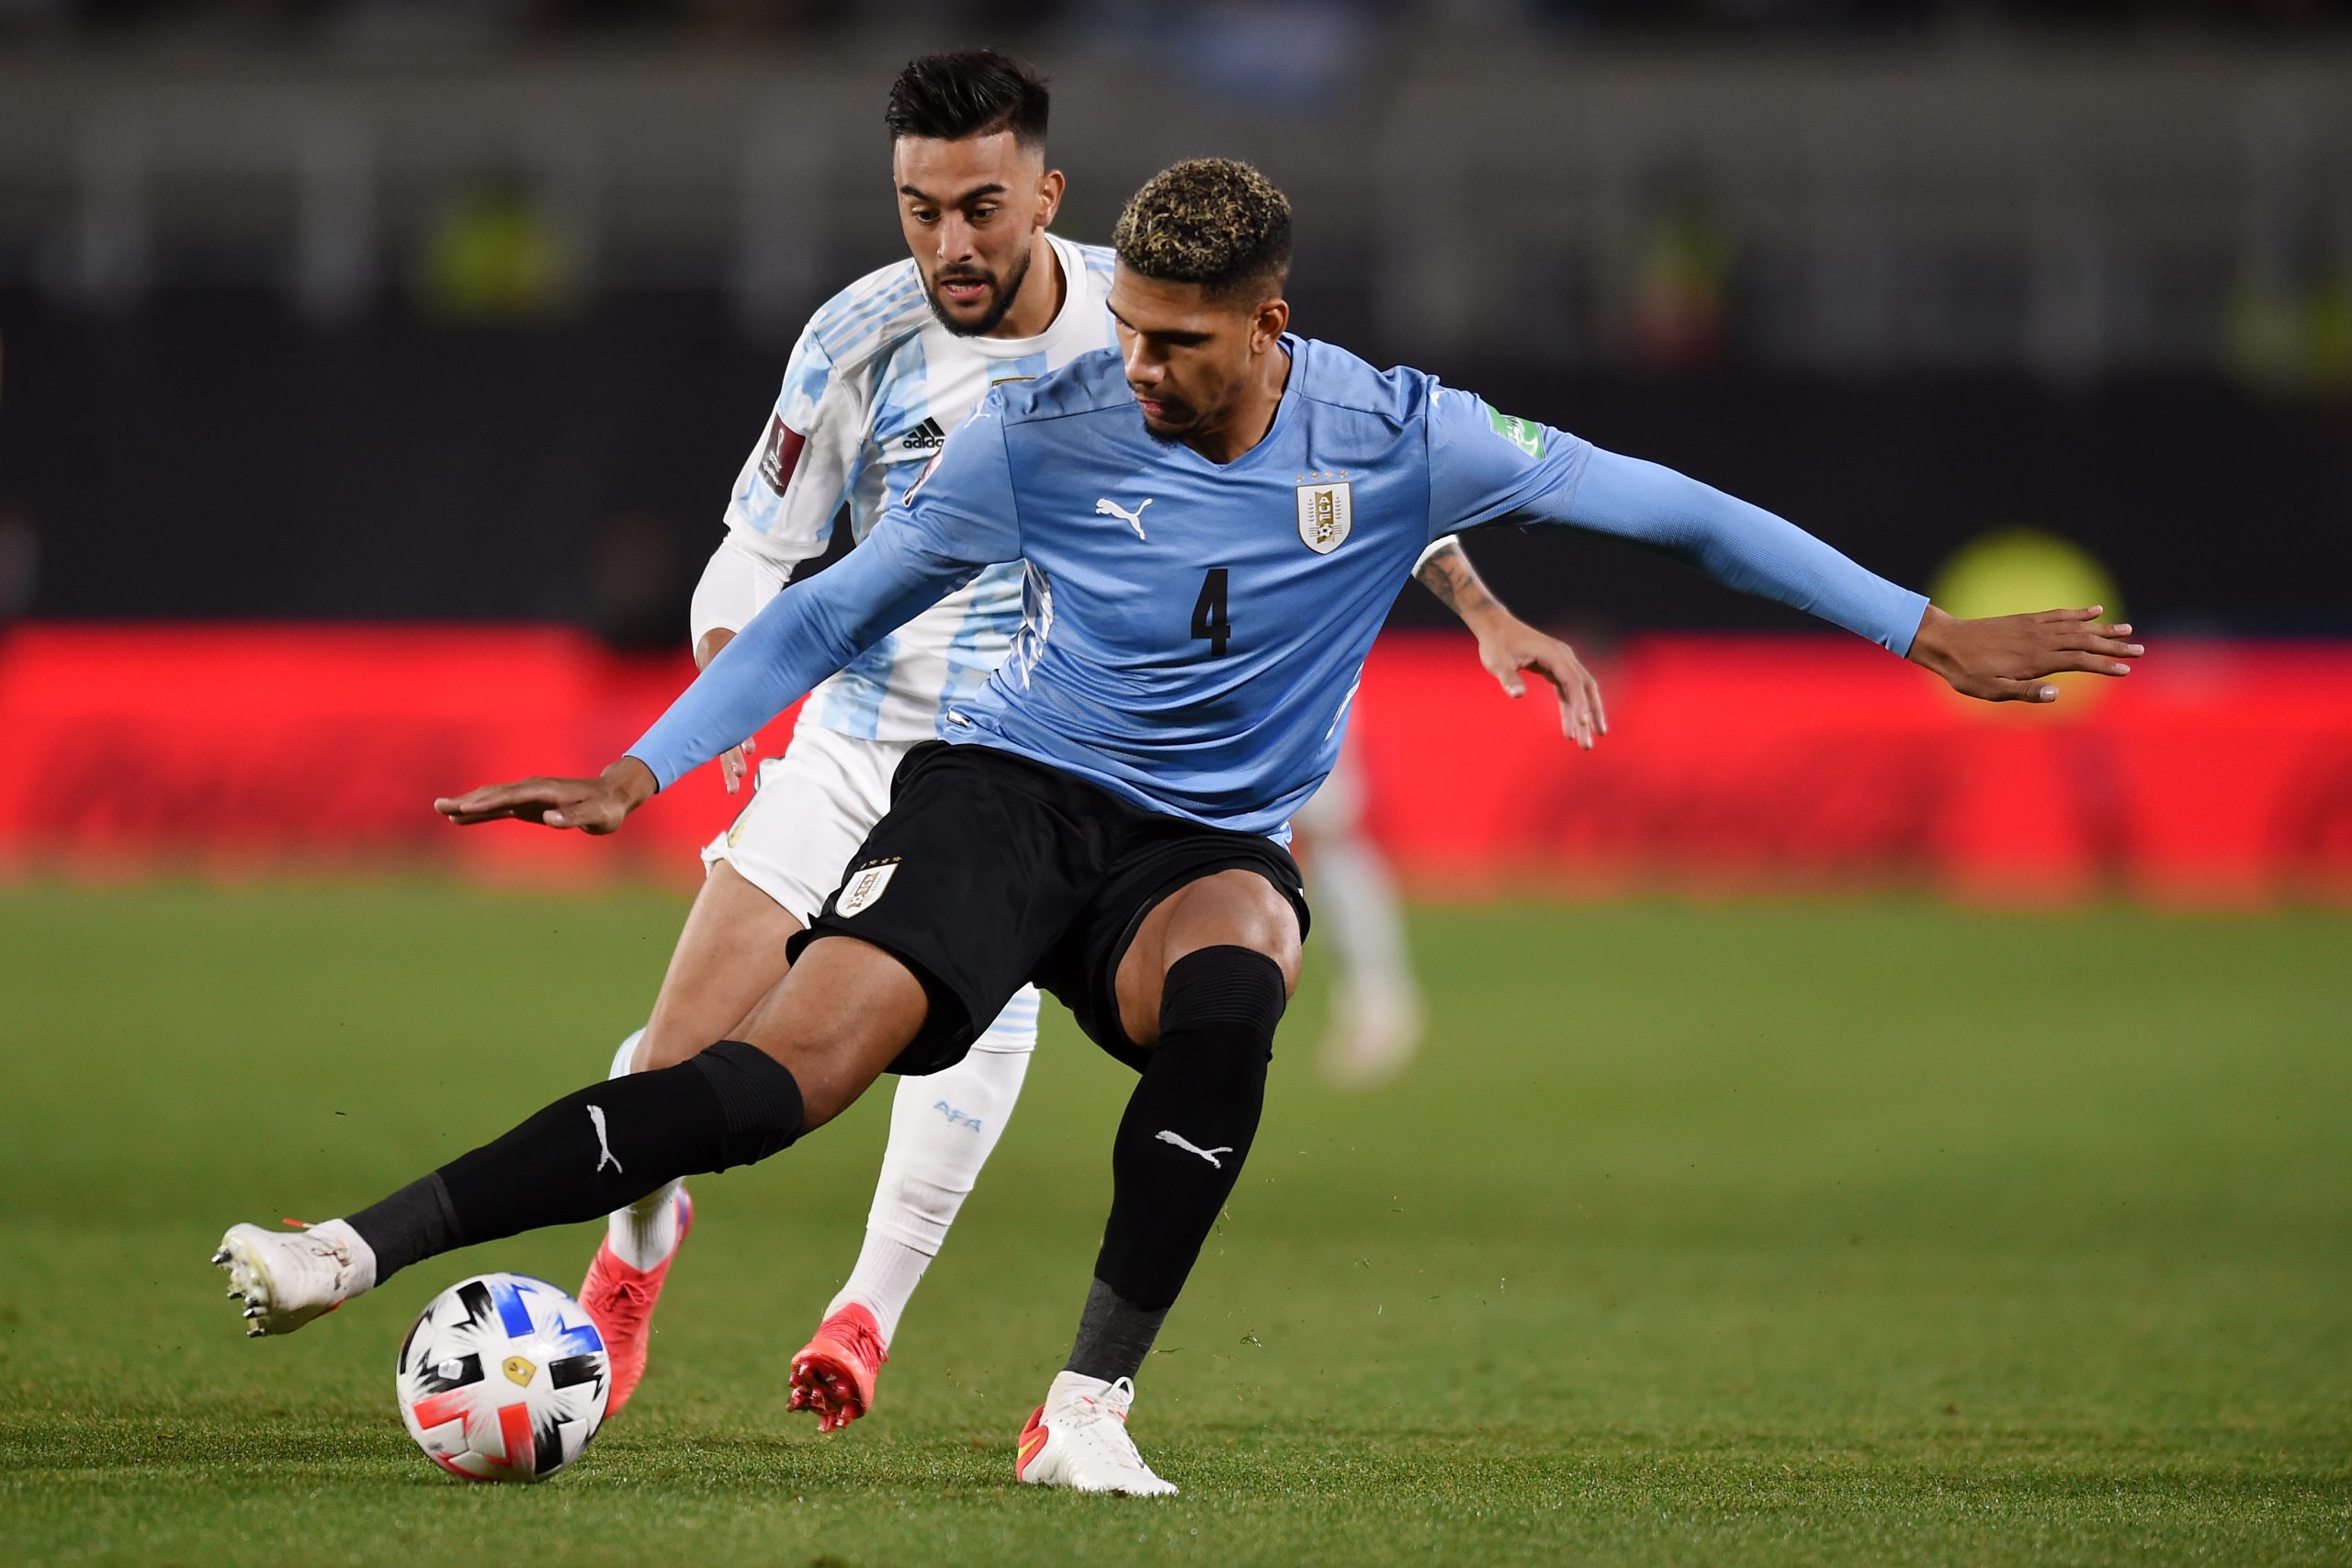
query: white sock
[
  {"left": 308, "top": 1218, "right": 378, "bottom": 1296},
  {"left": 1309, "top": 828, "right": 1422, "bottom": 1023},
  {"left": 826, "top": 996, "right": 1036, "bottom": 1347},
  {"left": 602, "top": 1029, "right": 684, "bottom": 1271},
  {"left": 825, "top": 1234, "right": 931, "bottom": 1349}
]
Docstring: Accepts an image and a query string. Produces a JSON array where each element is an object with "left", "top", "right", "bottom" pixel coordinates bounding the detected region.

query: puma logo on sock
[
  {"left": 1154, "top": 1129, "right": 1233, "bottom": 1169},
  {"left": 587, "top": 1105, "right": 624, "bottom": 1175}
]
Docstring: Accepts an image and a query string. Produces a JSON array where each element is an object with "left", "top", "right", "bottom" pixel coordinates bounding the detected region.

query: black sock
[
  {"left": 1065, "top": 1276, "right": 1169, "bottom": 1384},
  {"left": 347, "top": 1040, "right": 803, "bottom": 1283},
  {"left": 345, "top": 1171, "right": 463, "bottom": 1282},
  {"left": 1075, "top": 945, "right": 1285, "bottom": 1377}
]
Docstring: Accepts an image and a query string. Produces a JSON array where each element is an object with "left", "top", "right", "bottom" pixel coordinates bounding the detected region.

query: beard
[
  {"left": 924, "top": 243, "right": 1035, "bottom": 338},
  {"left": 1136, "top": 406, "right": 1188, "bottom": 446},
  {"left": 1132, "top": 389, "right": 1205, "bottom": 446}
]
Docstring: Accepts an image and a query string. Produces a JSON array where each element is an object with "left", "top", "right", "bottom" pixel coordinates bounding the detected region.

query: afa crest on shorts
[
  {"left": 836, "top": 858, "right": 899, "bottom": 918},
  {"left": 1295, "top": 478, "right": 1352, "bottom": 554}
]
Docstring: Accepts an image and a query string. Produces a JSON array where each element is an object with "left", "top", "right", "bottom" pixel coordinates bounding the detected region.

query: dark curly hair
[
  {"left": 884, "top": 51, "right": 1050, "bottom": 147},
  {"left": 1114, "top": 158, "right": 1293, "bottom": 302}
]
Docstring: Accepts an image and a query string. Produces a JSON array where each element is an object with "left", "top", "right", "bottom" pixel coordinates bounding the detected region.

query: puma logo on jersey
[
  {"left": 1155, "top": 1129, "right": 1233, "bottom": 1168},
  {"left": 900, "top": 417, "right": 946, "bottom": 451},
  {"left": 1095, "top": 497, "right": 1152, "bottom": 540}
]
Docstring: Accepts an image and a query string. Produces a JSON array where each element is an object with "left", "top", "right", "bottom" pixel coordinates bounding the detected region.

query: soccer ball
[{"left": 394, "top": 1272, "right": 609, "bottom": 1482}]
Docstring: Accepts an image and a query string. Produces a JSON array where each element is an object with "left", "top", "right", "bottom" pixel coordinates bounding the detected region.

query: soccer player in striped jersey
[{"left": 574, "top": 53, "right": 1594, "bottom": 1430}]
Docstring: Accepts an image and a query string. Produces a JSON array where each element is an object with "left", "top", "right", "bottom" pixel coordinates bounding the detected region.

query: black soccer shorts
[{"left": 784, "top": 741, "right": 1310, "bottom": 1076}]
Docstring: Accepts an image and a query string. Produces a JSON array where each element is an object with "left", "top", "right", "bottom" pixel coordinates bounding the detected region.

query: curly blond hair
[{"left": 1113, "top": 158, "right": 1292, "bottom": 300}]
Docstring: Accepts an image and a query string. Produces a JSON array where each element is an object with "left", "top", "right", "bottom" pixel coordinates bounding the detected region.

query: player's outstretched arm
[
  {"left": 436, "top": 525, "right": 987, "bottom": 834},
  {"left": 1904, "top": 603, "right": 2141, "bottom": 703},
  {"left": 1545, "top": 447, "right": 2144, "bottom": 695},
  {"left": 1415, "top": 537, "right": 1605, "bottom": 749}
]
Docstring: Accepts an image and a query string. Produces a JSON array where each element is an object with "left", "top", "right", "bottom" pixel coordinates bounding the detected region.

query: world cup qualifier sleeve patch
[
  {"left": 758, "top": 415, "right": 806, "bottom": 495},
  {"left": 1482, "top": 401, "right": 1547, "bottom": 459}
]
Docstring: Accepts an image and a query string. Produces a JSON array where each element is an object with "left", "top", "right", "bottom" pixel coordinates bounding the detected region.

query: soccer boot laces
[
  {"left": 787, "top": 1303, "right": 888, "bottom": 1433},
  {"left": 580, "top": 1187, "right": 695, "bottom": 1418},
  {"left": 1014, "top": 1371, "right": 1179, "bottom": 1496},
  {"left": 213, "top": 1222, "right": 367, "bottom": 1337}
]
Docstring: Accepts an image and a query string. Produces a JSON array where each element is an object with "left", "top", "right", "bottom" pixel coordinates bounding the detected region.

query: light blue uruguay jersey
[
  {"left": 720, "top": 232, "right": 1117, "bottom": 741},
  {"left": 634, "top": 335, "right": 1929, "bottom": 837}
]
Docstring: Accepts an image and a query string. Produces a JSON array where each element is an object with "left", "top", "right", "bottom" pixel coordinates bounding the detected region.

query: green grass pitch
[{"left": 2, "top": 884, "right": 2347, "bottom": 1565}]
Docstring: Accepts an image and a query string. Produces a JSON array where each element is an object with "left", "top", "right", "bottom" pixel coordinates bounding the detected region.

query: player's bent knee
[
  {"left": 1159, "top": 946, "right": 1289, "bottom": 1062},
  {"left": 1147, "top": 872, "right": 1302, "bottom": 984},
  {"left": 1185, "top": 900, "right": 1301, "bottom": 998},
  {"left": 688, "top": 1040, "right": 807, "bottom": 1167},
  {"left": 1228, "top": 870, "right": 1301, "bottom": 950}
]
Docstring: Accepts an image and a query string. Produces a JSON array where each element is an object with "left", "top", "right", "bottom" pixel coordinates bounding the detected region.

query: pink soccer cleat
[
  {"left": 578, "top": 1187, "right": 694, "bottom": 1418},
  {"left": 787, "top": 1303, "right": 888, "bottom": 1433}
]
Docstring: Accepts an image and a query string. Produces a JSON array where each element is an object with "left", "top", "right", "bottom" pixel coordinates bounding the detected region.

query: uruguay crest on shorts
[
  {"left": 835, "top": 859, "right": 899, "bottom": 917},
  {"left": 1295, "top": 479, "right": 1352, "bottom": 554}
]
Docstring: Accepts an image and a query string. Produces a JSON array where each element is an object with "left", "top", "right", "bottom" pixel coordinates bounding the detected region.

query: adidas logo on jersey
[{"left": 900, "top": 418, "right": 946, "bottom": 451}]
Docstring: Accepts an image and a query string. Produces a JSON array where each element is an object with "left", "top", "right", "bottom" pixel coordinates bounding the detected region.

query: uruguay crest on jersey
[{"left": 1295, "top": 477, "right": 1353, "bottom": 554}]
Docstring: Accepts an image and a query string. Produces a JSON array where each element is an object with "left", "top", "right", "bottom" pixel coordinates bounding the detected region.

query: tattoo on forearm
[{"left": 1416, "top": 540, "right": 1498, "bottom": 619}]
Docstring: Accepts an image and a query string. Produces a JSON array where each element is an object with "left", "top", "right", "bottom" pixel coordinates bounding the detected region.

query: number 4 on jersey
[{"left": 1191, "top": 569, "right": 1231, "bottom": 658}]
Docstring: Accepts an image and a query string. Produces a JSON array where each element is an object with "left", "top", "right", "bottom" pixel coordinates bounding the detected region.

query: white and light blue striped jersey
[
  {"left": 639, "top": 335, "right": 1929, "bottom": 837},
  {"left": 720, "top": 231, "right": 1117, "bottom": 741}
]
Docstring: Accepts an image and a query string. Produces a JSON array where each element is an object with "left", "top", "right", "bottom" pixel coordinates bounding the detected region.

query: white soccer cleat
[
  {"left": 212, "top": 1222, "right": 368, "bottom": 1337},
  {"left": 1317, "top": 979, "right": 1425, "bottom": 1092},
  {"left": 1013, "top": 1371, "right": 1179, "bottom": 1497}
]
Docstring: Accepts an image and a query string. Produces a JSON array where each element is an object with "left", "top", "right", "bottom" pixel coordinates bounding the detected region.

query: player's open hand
[
  {"left": 1476, "top": 617, "right": 1607, "bottom": 750},
  {"left": 1906, "top": 604, "right": 2143, "bottom": 703},
  {"left": 434, "top": 758, "right": 658, "bottom": 834},
  {"left": 720, "top": 739, "right": 755, "bottom": 795}
]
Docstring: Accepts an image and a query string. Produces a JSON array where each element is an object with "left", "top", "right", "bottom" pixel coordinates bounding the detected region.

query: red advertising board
[{"left": 3, "top": 625, "right": 2347, "bottom": 905}]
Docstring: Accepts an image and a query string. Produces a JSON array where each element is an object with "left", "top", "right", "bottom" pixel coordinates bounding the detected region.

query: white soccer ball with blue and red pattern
[{"left": 395, "top": 1272, "right": 609, "bottom": 1482}]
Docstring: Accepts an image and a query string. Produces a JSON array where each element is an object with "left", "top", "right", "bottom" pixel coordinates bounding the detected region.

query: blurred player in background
[
  {"left": 1295, "top": 540, "right": 1590, "bottom": 1090},
  {"left": 577, "top": 52, "right": 1591, "bottom": 1431},
  {"left": 1291, "top": 740, "right": 1421, "bottom": 1089}
]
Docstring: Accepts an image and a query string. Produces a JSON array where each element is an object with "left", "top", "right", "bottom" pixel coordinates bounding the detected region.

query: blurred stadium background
[
  {"left": 0, "top": 0, "right": 2348, "bottom": 899},
  {"left": 6, "top": 9, "right": 2352, "bottom": 1564}
]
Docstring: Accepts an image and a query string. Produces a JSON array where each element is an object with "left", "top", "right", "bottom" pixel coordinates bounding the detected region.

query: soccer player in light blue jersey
[
  {"left": 571, "top": 52, "right": 1591, "bottom": 1435},
  {"left": 218, "top": 159, "right": 2140, "bottom": 1496}
]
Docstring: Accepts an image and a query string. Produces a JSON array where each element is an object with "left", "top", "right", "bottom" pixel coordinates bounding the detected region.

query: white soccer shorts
[{"left": 701, "top": 721, "right": 914, "bottom": 925}]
